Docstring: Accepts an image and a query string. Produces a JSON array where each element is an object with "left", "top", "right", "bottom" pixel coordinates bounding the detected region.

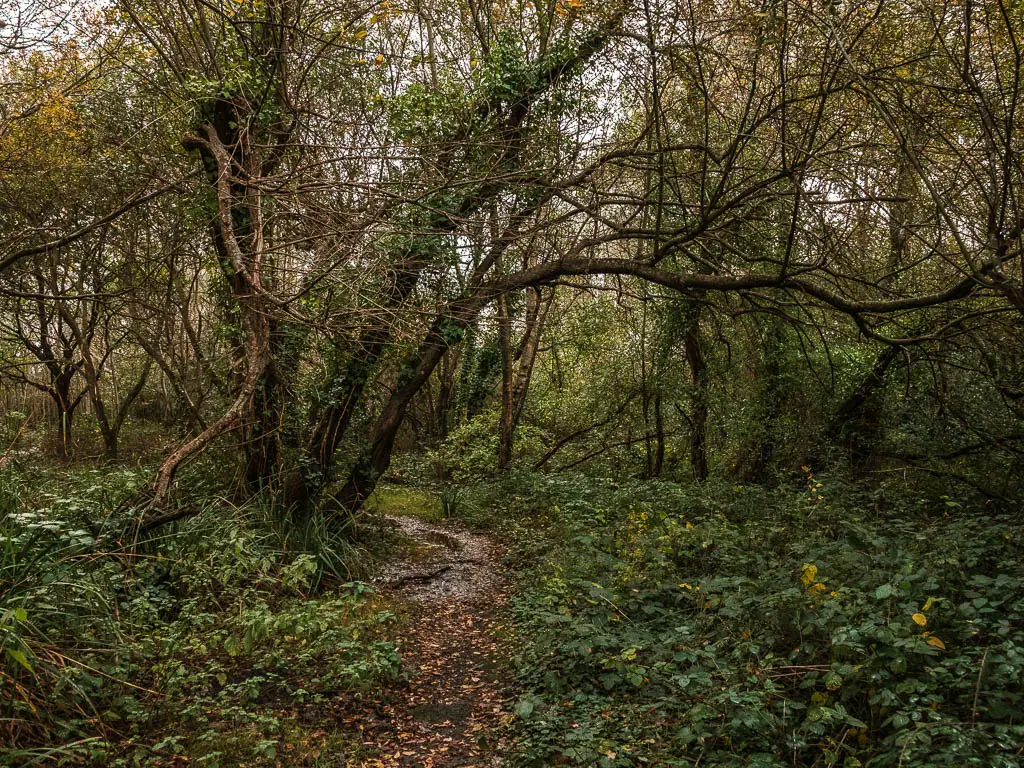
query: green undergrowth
[
  {"left": 366, "top": 485, "right": 445, "bottom": 522},
  {"left": 454, "top": 471, "right": 1024, "bottom": 768},
  {"left": 0, "top": 462, "right": 401, "bottom": 766}
]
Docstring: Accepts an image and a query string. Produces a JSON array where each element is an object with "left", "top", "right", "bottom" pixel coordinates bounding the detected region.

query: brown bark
[
  {"left": 682, "top": 302, "right": 709, "bottom": 482},
  {"left": 498, "top": 286, "right": 550, "bottom": 470},
  {"left": 510, "top": 288, "right": 549, "bottom": 431},
  {"left": 496, "top": 291, "right": 515, "bottom": 471},
  {"left": 150, "top": 109, "right": 276, "bottom": 506}
]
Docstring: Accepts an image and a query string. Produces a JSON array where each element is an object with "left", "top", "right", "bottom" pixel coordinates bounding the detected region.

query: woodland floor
[{"left": 341, "top": 512, "right": 514, "bottom": 767}]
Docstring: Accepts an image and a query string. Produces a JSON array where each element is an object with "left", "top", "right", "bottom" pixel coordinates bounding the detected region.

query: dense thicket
[{"left": 1, "top": 0, "right": 1023, "bottom": 764}]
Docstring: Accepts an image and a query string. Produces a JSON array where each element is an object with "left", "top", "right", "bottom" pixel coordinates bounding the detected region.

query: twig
[
  {"left": 971, "top": 648, "right": 989, "bottom": 724},
  {"left": 386, "top": 565, "right": 454, "bottom": 586}
]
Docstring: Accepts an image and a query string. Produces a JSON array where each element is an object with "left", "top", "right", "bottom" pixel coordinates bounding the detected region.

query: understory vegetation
[
  {"left": 3, "top": 456, "right": 1022, "bottom": 766},
  {"left": 456, "top": 474, "right": 1024, "bottom": 767},
  {"left": 0, "top": 462, "right": 401, "bottom": 766}
]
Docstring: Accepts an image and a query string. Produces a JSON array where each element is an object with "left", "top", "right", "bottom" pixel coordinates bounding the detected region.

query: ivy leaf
[{"left": 514, "top": 697, "right": 536, "bottom": 718}]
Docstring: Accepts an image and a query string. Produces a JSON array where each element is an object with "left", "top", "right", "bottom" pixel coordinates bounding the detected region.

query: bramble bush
[{"left": 463, "top": 472, "right": 1024, "bottom": 767}]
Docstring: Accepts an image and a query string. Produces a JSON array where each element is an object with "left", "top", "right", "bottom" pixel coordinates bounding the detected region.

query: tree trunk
[
  {"left": 52, "top": 372, "right": 76, "bottom": 459},
  {"left": 824, "top": 344, "right": 901, "bottom": 473},
  {"left": 739, "top": 319, "right": 785, "bottom": 484},
  {"left": 333, "top": 304, "right": 486, "bottom": 511},
  {"left": 496, "top": 291, "right": 515, "bottom": 471},
  {"left": 651, "top": 389, "right": 665, "bottom": 478},
  {"left": 505, "top": 286, "right": 550, "bottom": 464},
  {"left": 682, "top": 301, "right": 709, "bottom": 482},
  {"left": 305, "top": 225, "right": 451, "bottom": 491}
]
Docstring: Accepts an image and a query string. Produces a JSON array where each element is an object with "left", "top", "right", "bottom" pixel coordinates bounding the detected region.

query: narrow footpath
[{"left": 347, "top": 513, "right": 513, "bottom": 767}]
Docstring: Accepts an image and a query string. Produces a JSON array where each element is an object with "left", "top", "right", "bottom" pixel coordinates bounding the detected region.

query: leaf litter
[{"left": 341, "top": 513, "right": 513, "bottom": 767}]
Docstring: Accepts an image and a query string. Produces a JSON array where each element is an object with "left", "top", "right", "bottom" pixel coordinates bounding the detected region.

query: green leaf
[
  {"left": 875, "top": 584, "right": 893, "bottom": 599},
  {"left": 6, "top": 648, "right": 33, "bottom": 673},
  {"left": 514, "top": 697, "right": 536, "bottom": 718}
]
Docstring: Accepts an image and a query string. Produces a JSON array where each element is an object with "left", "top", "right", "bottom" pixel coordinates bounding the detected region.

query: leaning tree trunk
[
  {"left": 149, "top": 107, "right": 277, "bottom": 508},
  {"left": 305, "top": 252, "right": 431, "bottom": 492},
  {"left": 310, "top": 13, "right": 625, "bottom": 508},
  {"left": 823, "top": 344, "right": 901, "bottom": 474}
]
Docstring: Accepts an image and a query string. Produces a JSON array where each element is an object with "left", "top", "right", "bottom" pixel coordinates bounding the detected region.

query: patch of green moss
[{"left": 367, "top": 486, "right": 443, "bottom": 522}]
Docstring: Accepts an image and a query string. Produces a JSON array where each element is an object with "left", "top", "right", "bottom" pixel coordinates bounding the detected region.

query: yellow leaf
[
  {"left": 926, "top": 636, "right": 946, "bottom": 650},
  {"left": 375, "top": 54, "right": 385, "bottom": 65},
  {"left": 809, "top": 582, "right": 826, "bottom": 596},
  {"left": 912, "top": 613, "right": 927, "bottom": 626},
  {"left": 354, "top": 28, "right": 368, "bottom": 39},
  {"left": 923, "top": 597, "right": 937, "bottom": 611},
  {"left": 801, "top": 564, "right": 818, "bottom": 587}
]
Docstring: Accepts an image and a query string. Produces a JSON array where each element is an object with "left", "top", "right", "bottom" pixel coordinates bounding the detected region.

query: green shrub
[{"left": 477, "top": 473, "right": 1024, "bottom": 767}]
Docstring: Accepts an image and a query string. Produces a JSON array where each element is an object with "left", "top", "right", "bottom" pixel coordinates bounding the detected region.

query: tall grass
[
  {"left": 0, "top": 461, "right": 396, "bottom": 765},
  {"left": 0, "top": 468, "right": 117, "bottom": 759}
]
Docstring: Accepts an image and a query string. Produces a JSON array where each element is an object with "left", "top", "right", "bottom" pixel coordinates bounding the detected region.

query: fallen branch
[
  {"left": 383, "top": 558, "right": 483, "bottom": 588},
  {"left": 385, "top": 565, "right": 453, "bottom": 587}
]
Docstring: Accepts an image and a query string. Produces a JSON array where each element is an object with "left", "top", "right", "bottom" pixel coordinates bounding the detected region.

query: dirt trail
[{"left": 349, "top": 514, "right": 513, "bottom": 767}]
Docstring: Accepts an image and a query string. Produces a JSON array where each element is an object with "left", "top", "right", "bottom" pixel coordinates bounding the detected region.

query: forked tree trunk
[
  {"left": 52, "top": 372, "right": 77, "bottom": 459},
  {"left": 498, "top": 286, "right": 550, "bottom": 470}
]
